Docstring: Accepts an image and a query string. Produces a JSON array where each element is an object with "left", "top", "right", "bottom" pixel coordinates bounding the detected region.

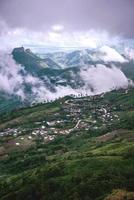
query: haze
[{"left": 0, "top": 0, "right": 134, "bottom": 37}]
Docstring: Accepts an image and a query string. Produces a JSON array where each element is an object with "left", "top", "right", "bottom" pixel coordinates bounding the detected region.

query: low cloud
[
  {"left": 0, "top": 52, "right": 131, "bottom": 103},
  {"left": 0, "top": 53, "right": 51, "bottom": 100},
  {"left": 125, "top": 48, "right": 134, "bottom": 61},
  {"left": 98, "top": 46, "right": 127, "bottom": 63},
  {"left": 79, "top": 64, "right": 130, "bottom": 94},
  {"left": 0, "top": 52, "right": 25, "bottom": 98},
  {"left": 0, "top": 23, "right": 133, "bottom": 104},
  {"left": 0, "top": 52, "right": 80, "bottom": 102}
]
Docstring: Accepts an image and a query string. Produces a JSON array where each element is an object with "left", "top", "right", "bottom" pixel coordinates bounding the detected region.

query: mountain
[
  {"left": 36, "top": 46, "right": 134, "bottom": 81},
  {"left": 12, "top": 46, "right": 134, "bottom": 82},
  {"left": 12, "top": 47, "right": 62, "bottom": 72},
  {"left": 0, "top": 45, "right": 134, "bottom": 199},
  {"left": 12, "top": 46, "right": 134, "bottom": 80},
  {"left": 0, "top": 88, "right": 134, "bottom": 199},
  {"left": 40, "top": 46, "right": 128, "bottom": 67},
  {"left": 0, "top": 45, "right": 133, "bottom": 114}
]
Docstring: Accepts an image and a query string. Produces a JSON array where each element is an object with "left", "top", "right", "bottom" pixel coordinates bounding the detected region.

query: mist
[
  {"left": 0, "top": 51, "right": 132, "bottom": 103},
  {"left": 0, "top": 2, "right": 133, "bottom": 103},
  {"left": 0, "top": 20, "right": 123, "bottom": 52},
  {"left": 79, "top": 65, "right": 130, "bottom": 94}
]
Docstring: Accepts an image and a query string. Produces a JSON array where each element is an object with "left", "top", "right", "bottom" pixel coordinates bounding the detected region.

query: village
[{"left": 0, "top": 93, "right": 121, "bottom": 151}]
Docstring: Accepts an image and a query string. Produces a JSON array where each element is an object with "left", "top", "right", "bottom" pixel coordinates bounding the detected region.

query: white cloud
[
  {"left": 98, "top": 46, "right": 126, "bottom": 63},
  {"left": 51, "top": 25, "right": 64, "bottom": 32},
  {"left": 0, "top": 53, "right": 51, "bottom": 100},
  {"left": 79, "top": 64, "right": 129, "bottom": 94},
  {"left": 0, "top": 53, "right": 25, "bottom": 98},
  {"left": 0, "top": 20, "right": 122, "bottom": 52},
  {"left": 0, "top": 22, "right": 132, "bottom": 103},
  {"left": 33, "top": 64, "right": 131, "bottom": 102},
  {"left": 125, "top": 48, "right": 134, "bottom": 61}
]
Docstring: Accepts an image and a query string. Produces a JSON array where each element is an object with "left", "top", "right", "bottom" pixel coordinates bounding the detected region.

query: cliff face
[
  {"left": 12, "top": 47, "right": 61, "bottom": 74},
  {"left": 12, "top": 47, "right": 42, "bottom": 74}
]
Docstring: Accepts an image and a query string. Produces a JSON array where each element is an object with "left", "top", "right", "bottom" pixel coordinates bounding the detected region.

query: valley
[{"left": 1, "top": 1, "right": 134, "bottom": 199}]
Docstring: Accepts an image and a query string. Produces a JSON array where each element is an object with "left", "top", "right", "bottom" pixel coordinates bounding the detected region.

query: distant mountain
[
  {"left": 12, "top": 47, "right": 62, "bottom": 73},
  {"left": 40, "top": 46, "right": 128, "bottom": 68},
  {"left": 0, "top": 45, "right": 133, "bottom": 113},
  {"left": 12, "top": 46, "right": 134, "bottom": 80},
  {"left": 12, "top": 47, "right": 83, "bottom": 88},
  {"left": 37, "top": 46, "right": 134, "bottom": 81}
]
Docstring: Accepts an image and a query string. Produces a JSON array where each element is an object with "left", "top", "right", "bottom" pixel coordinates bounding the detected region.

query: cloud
[
  {"left": 0, "top": 52, "right": 53, "bottom": 100},
  {"left": 79, "top": 64, "right": 130, "bottom": 94},
  {"left": 0, "top": 31, "right": 133, "bottom": 104},
  {"left": 125, "top": 48, "right": 134, "bottom": 61},
  {"left": 0, "top": 52, "right": 131, "bottom": 103},
  {"left": 29, "top": 64, "right": 132, "bottom": 102},
  {"left": 0, "top": 53, "right": 25, "bottom": 98},
  {"left": 0, "top": 52, "right": 79, "bottom": 102},
  {"left": 51, "top": 25, "right": 64, "bottom": 32},
  {"left": 0, "top": 0, "right": 134, "bottom": 37},
  {"left": 98, "top": 46, "right": 127, "bottom": 63},
  {"left": 0, "top": 20, "right": 122, "bottom": 52}
]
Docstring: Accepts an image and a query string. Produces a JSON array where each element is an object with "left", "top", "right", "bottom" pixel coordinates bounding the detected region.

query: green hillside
[{"left": 0, "top": 88, "right": 134, "bottom": 200}]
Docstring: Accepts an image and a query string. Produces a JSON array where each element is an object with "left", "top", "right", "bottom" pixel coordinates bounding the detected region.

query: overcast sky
[{"left": 0, "top": 0, "right": 134, "bottom": 37}]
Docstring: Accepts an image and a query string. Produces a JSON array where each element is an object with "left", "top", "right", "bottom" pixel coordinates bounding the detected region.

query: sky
[
  {"left": 0, "top": 0, "right": 133, "bottom": 101},
  {"left": 0, "top": 0, "right": 134, "bottom": 37},
  {"left": 0, "top": 0, "right": 134, "bottom": 51}
]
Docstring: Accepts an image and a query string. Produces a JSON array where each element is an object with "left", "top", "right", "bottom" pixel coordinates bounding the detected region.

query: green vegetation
[{"left": 0, "top": 88, "right": 134, "bottom": 200}]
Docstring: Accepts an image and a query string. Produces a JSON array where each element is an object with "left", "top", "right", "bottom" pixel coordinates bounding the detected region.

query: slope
[{"left": 0, "top": 88, "right": 134, "bottom": 199}]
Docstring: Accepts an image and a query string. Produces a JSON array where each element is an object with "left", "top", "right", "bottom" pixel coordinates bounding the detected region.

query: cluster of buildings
[{"left": 0, "top": 94, "right": 120, "bottom": 147}]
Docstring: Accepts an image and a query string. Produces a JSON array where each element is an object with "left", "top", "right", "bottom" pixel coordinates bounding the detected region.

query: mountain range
[
  {"left": 0, "top": 45, "right": 133, "bottom": 113},
  {"left": 0, "top": 44, "right": 134, "bottom": 200}
]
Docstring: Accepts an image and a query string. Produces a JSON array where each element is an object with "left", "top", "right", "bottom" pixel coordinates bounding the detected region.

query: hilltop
[{"left": 12, "top": 47, "right": 61, "bottom": 71}]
